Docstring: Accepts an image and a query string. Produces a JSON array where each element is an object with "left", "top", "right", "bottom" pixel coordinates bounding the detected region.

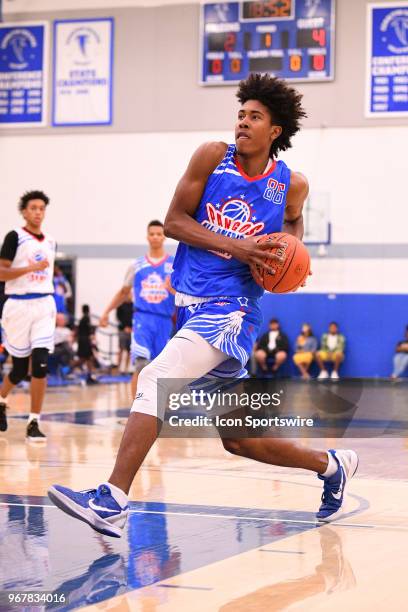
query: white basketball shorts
[{"left": 1, "top": 295, "right": 57, "bottom": 358}]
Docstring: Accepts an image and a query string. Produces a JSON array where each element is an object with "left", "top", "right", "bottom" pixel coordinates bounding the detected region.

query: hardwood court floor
[{"left": 0, "top": 382, "right": 407, "bottom": 611}]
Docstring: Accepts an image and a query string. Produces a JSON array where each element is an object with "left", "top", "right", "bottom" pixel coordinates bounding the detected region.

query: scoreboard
[{"left": 201, "top": 0, "right": 335, "bottom": 85}]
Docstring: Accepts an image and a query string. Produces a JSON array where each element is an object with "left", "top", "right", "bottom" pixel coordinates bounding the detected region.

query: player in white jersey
[{"left": 0, "top": 191, "right": 56, "bottom": 441}]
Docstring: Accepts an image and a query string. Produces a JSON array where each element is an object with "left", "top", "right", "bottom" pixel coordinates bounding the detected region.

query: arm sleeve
[
  {"left": 0, "top": 231, "right": 18, "bottom": 262},
  {"left": 123, "top": 263, "right": 136, "bottom": 287}
]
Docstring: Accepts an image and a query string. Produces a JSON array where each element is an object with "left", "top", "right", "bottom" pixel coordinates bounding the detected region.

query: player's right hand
[
  {"left": 30, "top": 259, "right": 49, "bottom": 272},
  {"left": 99, "top": 314, "right": 109, "bottom": 328},
  {"left": 229, "top": 235, "right": 285, "bottom": 274}
]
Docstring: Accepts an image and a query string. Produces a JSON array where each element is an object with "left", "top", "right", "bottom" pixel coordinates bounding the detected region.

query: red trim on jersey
[
  {"left": 145, "top": 253, "right": 169, "bottom": 268},
  {"left": 234, "top": 157, "right": 277, "bottom": 182},
  {"left": 22, "top": 227, "right": 45, "bottom": 241}
]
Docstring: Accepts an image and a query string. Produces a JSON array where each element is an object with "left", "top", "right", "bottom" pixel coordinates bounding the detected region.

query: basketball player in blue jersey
[
  {"left": 49, "top": 74, "right": 358, "bottom": 536},
  {"left": 0, "top": 191, "right": 56, "bottom": 441},
  {"left": 99, "top": 220, "right": 175, "bottom": 397}
]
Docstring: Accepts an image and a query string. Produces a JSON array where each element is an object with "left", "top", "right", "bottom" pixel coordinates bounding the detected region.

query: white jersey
[{"left": 5, "top": 227, "right": 56, "bottom": 295}]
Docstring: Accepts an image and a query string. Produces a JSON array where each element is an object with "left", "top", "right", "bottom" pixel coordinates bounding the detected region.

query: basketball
[{"left": 251, "top": 232, "right": 310, "bottom": 293}]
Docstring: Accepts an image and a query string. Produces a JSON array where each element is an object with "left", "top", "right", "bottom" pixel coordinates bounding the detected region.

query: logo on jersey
[
  {"left": 202, "top": 198, "right": 264, "bottom": 259},
  {"left": 140, "top": 272, "right": 168, "bottom": 304},
  {"left": 28, "top": 250, "right": 48, "bottom": 281}
]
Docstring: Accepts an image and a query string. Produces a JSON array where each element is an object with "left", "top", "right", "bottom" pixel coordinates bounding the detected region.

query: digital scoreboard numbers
[{"left": 201, "top": 0, "right": 335, "bottom": 84}]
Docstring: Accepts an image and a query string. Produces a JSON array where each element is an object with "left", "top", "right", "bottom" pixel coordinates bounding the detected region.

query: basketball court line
[
  {"left": 0, "top": 495, "right": 330, "bottom": 609},
  {"left": 4, "top": 495, "right": 407, "bottom": 532}
]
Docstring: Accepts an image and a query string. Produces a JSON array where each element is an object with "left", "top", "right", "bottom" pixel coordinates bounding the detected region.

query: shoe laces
[
  {"left": 320, "top": 477, "right": 341, "bottom": 506},
  {"left": 79, "top": 485, "right": 110, "bottom": 498},
  {"left": 79, "top": 488, "right": 98, "bottom": 498}
]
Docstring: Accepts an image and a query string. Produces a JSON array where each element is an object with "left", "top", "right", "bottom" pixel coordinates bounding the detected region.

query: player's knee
[
  {"left": 31, "top": 348, "right": 49, "bottom": 378},
  {"left": 137, "top": 359, "right": 177, "bottom": 398},
  {"left": 9, "top": 356, "right": 30, "bottom": 385}
]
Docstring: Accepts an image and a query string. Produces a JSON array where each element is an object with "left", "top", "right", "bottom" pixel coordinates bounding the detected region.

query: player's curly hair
[
  {"left": 236, "top": 73, "right": 307, "bottom": 158},
  {"left": 18, "top": 190, "right": 50, "bottom": 211}
]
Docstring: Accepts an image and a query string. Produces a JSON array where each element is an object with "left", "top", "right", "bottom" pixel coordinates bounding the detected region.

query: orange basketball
[{"left": 251, "top": 232, "right": 310, "bottom": 293}]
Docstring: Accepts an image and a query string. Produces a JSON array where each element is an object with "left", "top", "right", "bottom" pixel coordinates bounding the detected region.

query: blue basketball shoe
[
  {"left": 48, "top": 484, "right": 128, "bottom": 538},
  {"left": 316, "top": 449, "right": 359, "bottom": 522}
]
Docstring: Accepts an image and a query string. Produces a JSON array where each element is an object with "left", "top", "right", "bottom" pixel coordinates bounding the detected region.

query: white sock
[
  {"left": 28, "top": 413, "right": 40, "bottom": 424},
  {"left": 320, "top": 451, "right": 338, "bottom": 478},
  {"left": 104, "top": 482, "right": 128, "bottom": 508}
]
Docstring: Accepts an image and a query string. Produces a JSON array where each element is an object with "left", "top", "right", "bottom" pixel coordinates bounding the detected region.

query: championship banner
[
  {"left": 53, "top": 18, "right": 114, "bottom": 126},
  {"left": 367, "top": 2, "right": 408, "bottom": 117},
  {"left": 0, "top": 22, "right": 48, "bottom": 127}
]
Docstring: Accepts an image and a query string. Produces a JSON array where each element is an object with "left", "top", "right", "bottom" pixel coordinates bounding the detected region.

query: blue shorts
[
  {"left": 176, "top": 296, "right": 262, "bottom": 377},
  {"left": 131, "top": 312, "right": 173, "bottom": 362}
]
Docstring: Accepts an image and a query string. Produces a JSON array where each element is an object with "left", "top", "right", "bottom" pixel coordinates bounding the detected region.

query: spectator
[
  {"left": 116, "top": 296, "right": 133, "bottom": 375},
  {"left": 293, "top": 323, "right": 318, "bottom": 380},
  {"left": 254, "top": 318, "right": 289, "bottom": 375},
  {"left": 316, "top": 322, "right": 345, "bottom": 381},
  {"left": 53, "top": 313, "right": 75, "bottom": 373},
  {"left": 391, "top": 326, "right": 408, "bottom": 380},
  {"left": 76, "top": 305, "right": 98, "bottom": 384}
]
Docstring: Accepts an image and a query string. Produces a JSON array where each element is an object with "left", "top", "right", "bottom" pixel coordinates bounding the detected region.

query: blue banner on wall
[
  {"left": 52, "top": 18, "right": 114, "bottom": 126},
  {"left": 0, "top": 22, "right": 48, "bottom": 127},
  {"left": 367, "top": 2, "right": 408, "bottom": 117}
]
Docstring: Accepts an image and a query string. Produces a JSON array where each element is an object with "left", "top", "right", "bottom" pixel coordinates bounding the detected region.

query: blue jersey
[
  {"left": 172, "top": 144, "right": 291, "bottom": 299},
  {"left": 131, "top": 255, "right": 175, "bottom": 318}
]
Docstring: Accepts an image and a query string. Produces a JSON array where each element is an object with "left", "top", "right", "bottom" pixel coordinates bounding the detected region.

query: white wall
[
  {"left": 1, "top": 127, "right": 407, "bottom": 313},
  {"left": 76, "top": 257, "right": 408, "bottom": 322},
  {"left": 1, "top": 126, "right": 408, "bottom": 244}
]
